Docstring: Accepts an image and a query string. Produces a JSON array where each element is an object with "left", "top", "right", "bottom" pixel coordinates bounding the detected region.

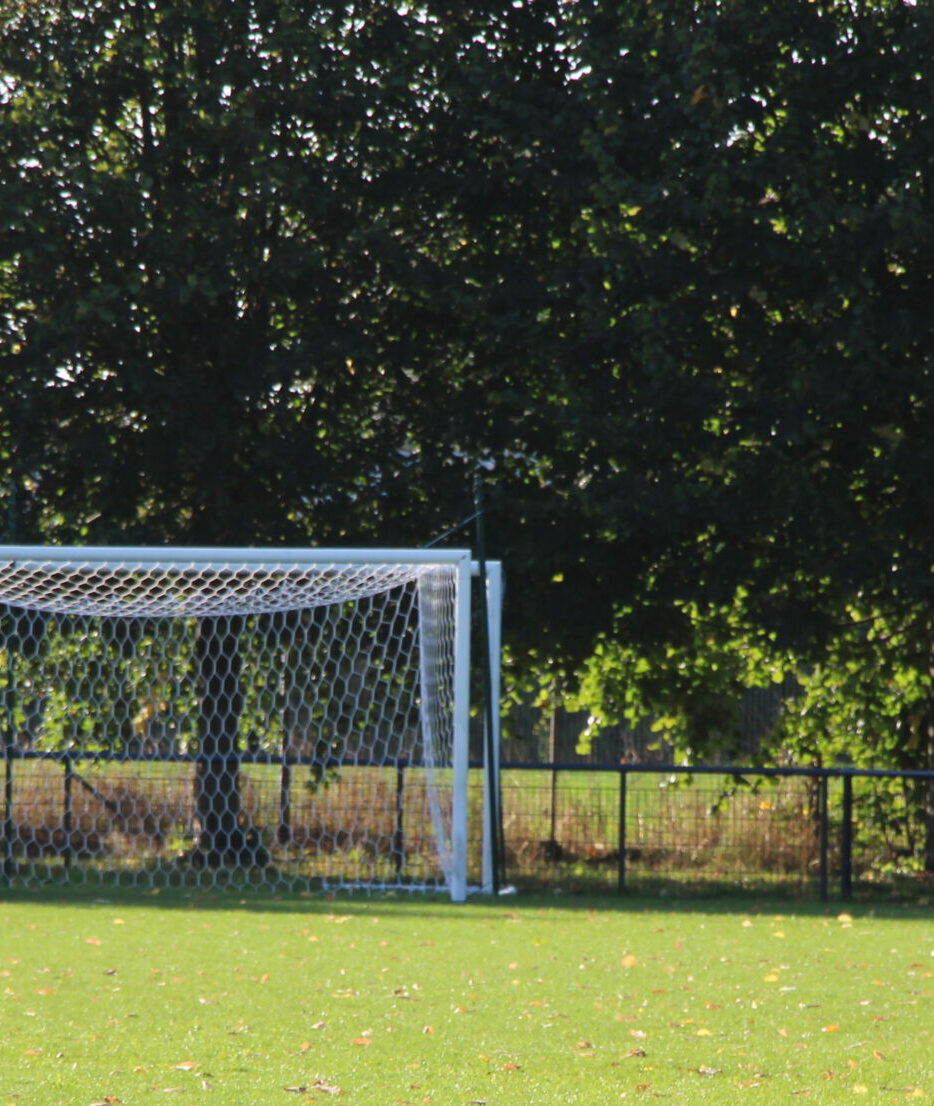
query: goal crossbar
[{"left": 0, "top": 547, "right": 501, "bottom": 902}]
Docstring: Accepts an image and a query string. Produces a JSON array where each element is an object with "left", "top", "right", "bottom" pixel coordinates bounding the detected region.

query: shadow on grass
[{"left": 1, "top": 866, "right": 930, "bottom": 921}]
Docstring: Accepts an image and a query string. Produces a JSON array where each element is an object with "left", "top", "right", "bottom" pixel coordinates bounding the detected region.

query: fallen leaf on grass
[
  {"left": 694, "top": 1066, "right": 721, "bottom": 1076},
  {"left": 621, "top": 954, "right": 639, "bottom": 968},
  {"left": 309, "top": 1080, "right": 341, "bottom": 1095},
  {"left": 173, "top": 1061, "right": 198, "bottom": 1071},
  {"left": 351, "top": 1037, "right": 372, "bottom": 1046}
]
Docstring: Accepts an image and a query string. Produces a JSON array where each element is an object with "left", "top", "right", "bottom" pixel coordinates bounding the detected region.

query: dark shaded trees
[{"left": 3, "top": 0, "right": 934, "bottom": 862}]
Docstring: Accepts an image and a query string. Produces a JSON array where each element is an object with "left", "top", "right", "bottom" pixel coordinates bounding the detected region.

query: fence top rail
[
  {"left": 499, "top": 761, "right": 934, "bottom": 781},
  {"left": 6, "top": 750, "right": 932, "bottom": 781}
]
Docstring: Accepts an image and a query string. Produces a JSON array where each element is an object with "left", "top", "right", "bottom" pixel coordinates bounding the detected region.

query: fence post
[
  {"left": 278, "top": 753, "right": 291, "bottom": 845},
  {"left": 62, "top": 754, "right": 73, "bottom": 872},
  {"left": 818, "top": 775, "right": 829, "bottom": 902},
  {"left": 3, "top": 654, "right": 15, "bottom": 883},
  {"left": 841, "top": 774, "right": 853, "bottom": 901},
  {"left": 617, "top": 768, "right": 628, "bottom": 894},
  {"left": 2, "top": 732, "right": 12, "bottom": 883},
  {"left": 394, "top": 759, "right": 406, "bottom": 880}
]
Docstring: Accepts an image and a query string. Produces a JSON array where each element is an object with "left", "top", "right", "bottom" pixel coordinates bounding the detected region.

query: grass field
[{"left": 0, "top": 887, "right": 930, "bottom": 1105}]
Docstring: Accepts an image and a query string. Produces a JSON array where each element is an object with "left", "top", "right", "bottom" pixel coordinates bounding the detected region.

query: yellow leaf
[{"left": 621, "top": 954, "right": 639, "bottom": 968}]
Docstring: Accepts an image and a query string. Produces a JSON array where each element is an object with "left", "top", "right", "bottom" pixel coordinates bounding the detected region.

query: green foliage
[{"left": 3, "top": 1, "right": 934, "bottom": 825}]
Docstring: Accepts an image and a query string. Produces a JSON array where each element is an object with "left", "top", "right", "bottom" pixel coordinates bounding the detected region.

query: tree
[
  {"left": 544, "top": 0, "right": 934, "bottom": 866},
  {"left": 3, "top": 1, "right": 934, "bottom": 866},
  {"left": 0, "top": 0, "right": 590, "bottom": 861}
]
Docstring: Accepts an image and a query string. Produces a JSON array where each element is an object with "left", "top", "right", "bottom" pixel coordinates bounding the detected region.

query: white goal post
[{"left": 0, "top": 546, "right": 502, "bottom": 902}]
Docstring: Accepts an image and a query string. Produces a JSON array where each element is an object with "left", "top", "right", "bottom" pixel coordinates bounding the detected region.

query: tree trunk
[{"left": 192, "top": 616, "right": 264, "bottom": 867}]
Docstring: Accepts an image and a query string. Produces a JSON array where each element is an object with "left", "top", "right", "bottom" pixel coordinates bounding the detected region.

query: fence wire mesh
[
  {"left": 486, "top": 765, "right": 933, "bottom": 900},
  {"left": 2, "top": 758, "right": 930, "bottom": 900}
]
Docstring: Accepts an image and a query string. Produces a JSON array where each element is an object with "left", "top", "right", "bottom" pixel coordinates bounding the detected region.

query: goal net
[{"left": 0, "top": 547, "right": 486, "bottom": 901}]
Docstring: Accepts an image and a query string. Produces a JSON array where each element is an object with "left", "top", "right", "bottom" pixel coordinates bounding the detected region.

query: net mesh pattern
[
  {"left": 0, "top": 558, "right": 433, "bottom": 617},
  {"left": 0, "top": 554, "right": 466, "bottom": 895}
]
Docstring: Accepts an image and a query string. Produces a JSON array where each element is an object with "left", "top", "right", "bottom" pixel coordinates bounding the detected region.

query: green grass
[{"left": 0, "top": 888, "right": 931, "bottom": 1105}]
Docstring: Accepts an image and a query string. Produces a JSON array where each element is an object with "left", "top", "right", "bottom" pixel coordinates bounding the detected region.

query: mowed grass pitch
[{"left": 0, "top": 890, "right": 931, "bottom": 1105}]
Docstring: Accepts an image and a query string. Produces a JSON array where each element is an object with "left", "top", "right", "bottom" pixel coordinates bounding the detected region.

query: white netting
[
  {"left": 0, "top": 551, "right": 472, "bottom": 897},
  {"left": 0, "top": 558, "right": 434, "bottom": 617}
]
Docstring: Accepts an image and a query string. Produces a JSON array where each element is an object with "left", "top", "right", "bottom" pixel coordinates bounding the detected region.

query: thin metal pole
[
  {"left": 449, "top": 554, "right": 472, "bottom": 902},
  {"left": 841, "top": 774, "right": 853, "bottom": 901},
  {"left": 818, "top": 775, "right": 829, "bottom": 902},
  {"left": 63, "top": 754, "right": 73, "bottom": 872},
  {"left": 394, "top": 759, "right": 405, "bottom": 880},
  {"left": 473, "top": 476, "right": 502, "bottom": 894},
  {"left": 617, "top": 768, "right": 628, "bottom": 894},
  {"left": 278, "top": 757, "right": 292, "bottom": 845},
  {"left": 548, "top": 705, "right": 558, "bottom": 847},
  {"left": 481, "top": 562, "right": 505, "bottom": 893}
]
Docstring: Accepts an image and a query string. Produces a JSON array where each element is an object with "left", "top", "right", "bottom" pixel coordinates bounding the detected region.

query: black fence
[
  {"left": 493, "top": 763, "right": 934, "bottom": 901},
  {"left": 2, "top": 751, "right": 932, "bottom": 901}
]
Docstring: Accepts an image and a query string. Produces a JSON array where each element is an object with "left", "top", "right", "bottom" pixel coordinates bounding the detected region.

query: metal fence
[
  {"left": 2, "top": 752, "right": 932, "bottom": 901},
  {"left": 492, "top": 763, "right": 934, "bottom": 901}
]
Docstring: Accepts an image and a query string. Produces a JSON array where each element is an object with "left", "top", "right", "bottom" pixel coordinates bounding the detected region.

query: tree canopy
[{"left": 3, "top": 0, "right": 934, "bottom": 790}]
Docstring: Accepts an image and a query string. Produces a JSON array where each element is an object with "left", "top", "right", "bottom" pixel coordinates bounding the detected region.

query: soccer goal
[{"left": 0, "top": 546, "right": 501, "bottom": 901}]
